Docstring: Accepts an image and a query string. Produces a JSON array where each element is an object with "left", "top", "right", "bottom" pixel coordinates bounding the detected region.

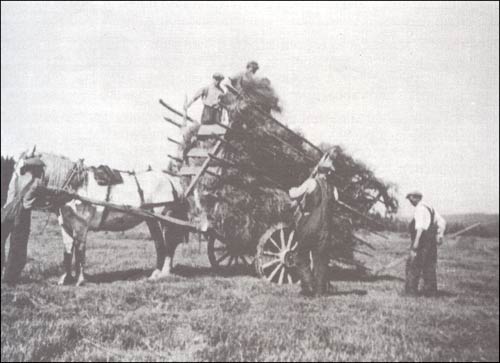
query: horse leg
[
  {"left": 155, "top": 203, "right": 185, "bottom": 279},
  {"left": 146, "top": 220, "right": 165, "bottom": 280},
  {"left": 154, "top": 223, "right": 174, "bottom": 278},
  {"left": 164, "top": 223, "right": 180, "bottom": 273},
  {"left": 58, "top": 215, "right": 75, "bottom": 285}
]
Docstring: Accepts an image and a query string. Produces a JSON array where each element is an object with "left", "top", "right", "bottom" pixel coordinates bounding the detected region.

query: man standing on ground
[
  {"left": 288, "top": 153, "right": 339, "bottom": 296},
  {"left": 184, "top": 72, "right": 225, "bottom": 125},
  {"left": 1, "top": 156, "right": 45, "bottom": 284},
  {"left": 405, "top": 191, "right": 446, "bottom": 296}
]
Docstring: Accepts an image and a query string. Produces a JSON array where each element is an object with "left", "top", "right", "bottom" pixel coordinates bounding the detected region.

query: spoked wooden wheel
[
  {"left": 255, "top": 223, "right": 308, "bottom": 284},
  {"left": 207, "top": 235, "right": 252, "bottom": 269}
]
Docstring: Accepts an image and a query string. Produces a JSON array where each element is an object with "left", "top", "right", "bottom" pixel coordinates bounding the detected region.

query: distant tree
[{"left": 1, "top": 155, "right": 16, "bottom": 206}]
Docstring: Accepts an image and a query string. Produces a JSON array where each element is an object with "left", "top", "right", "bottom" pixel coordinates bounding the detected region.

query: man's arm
[
  {"left": 185, "top": 87, "right": 206, "bottom": 109},
  {"left": 412, "top": 229, "right": 424, "bottom": 250},
  {"left": 289, "top": 179, "right": 317, "bottom": 200},
  {"left": 412, "top": 205, "right": 431, "bottom": 251}
]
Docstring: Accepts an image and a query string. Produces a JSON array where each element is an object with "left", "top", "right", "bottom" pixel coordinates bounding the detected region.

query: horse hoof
[
  {"left": 75, "top": 276, "right": 86, "bottom": 287},
  {"left": 148, "top": 269, "right": 161, "bottom": 280},
  {"left": 58, "top": 274, "right": 74, "bottom": 286},
  {"left": 155, "top": 272, "right": 171, "bottom": 280}
]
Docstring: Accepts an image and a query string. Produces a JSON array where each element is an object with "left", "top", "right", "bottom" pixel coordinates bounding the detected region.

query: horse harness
[{"left": 54, "top": 161, "right": 177, "bottom": 227}]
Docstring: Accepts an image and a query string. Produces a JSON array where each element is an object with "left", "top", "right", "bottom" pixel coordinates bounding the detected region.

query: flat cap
[
  {"left": 246, "top": 60, "right": 259, "bottom": 70},
  {"left": 212, "top": 72, "right": 224, "bottom": 80},
  {"left": 406, "top": 191, "right": 423, "bottom": 199}
]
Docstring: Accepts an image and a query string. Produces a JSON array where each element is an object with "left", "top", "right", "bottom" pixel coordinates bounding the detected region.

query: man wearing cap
[
  {"left": 288, "top": 152, "right": 339, "bottom": 296},
  {"left": 1, "top": 156, "right": 45, "bottom": 284},
  {"left": 229, "top": 61, "right": 259, "bottom": 91},
  {"left": 185, "top": 72, "right": 225, "bottom": 125},
  {"left": 405, "top": 191, "right": 446, "bottom": 296}
]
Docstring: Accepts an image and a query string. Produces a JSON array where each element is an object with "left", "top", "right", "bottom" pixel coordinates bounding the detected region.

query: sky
[{"left": 1, "top": 1, "right": 499, "bottom": 217}]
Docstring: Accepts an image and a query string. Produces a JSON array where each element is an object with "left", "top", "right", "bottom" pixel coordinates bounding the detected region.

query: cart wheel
[
  {"left": 255, "top": 223, "right": 310, "bottom": 284},
  {"left": 207, "top": 235, "right": 252, "bottom": 270}
]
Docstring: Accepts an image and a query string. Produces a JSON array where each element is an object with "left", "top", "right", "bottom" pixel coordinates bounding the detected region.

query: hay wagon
[{"left": 160, "top": 85, "right": 391, "bottom": 284}]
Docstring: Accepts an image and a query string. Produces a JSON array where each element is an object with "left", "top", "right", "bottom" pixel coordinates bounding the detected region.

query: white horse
[{"left": 8, "top": 150, "right": 188, "bottom": 286}]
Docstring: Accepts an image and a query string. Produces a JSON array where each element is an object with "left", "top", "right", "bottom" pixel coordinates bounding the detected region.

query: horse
[{"left": 5, "top": 149, "right": 188, "bottom": 286}]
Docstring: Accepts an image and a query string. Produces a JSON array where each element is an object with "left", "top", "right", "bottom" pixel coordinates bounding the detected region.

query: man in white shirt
[
  {"left": 185, "top": 72, "right": 225, "bottom": 125},
  {"left": 405, "top": 191, "right": 446, "bottom": 296}
]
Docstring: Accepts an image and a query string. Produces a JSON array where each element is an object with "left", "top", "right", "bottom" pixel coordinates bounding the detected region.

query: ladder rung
[
  {"left": 197, "top": 124, "right": 227, "bottom": 138},
  {"left": 178, "top": 166, "right": 220, "bottom": 176},
  {"left": 186, "top": 147, "right": 209, "bottom": 158}
]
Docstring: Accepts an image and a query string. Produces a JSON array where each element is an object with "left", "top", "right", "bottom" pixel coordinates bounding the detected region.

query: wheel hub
[{"left": 284, "top": 250, "right": 298, "bottom": 268}]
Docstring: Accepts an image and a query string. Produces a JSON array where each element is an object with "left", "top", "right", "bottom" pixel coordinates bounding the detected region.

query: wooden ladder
[{"left": 180, "top": 124, "right": 228, "bottom": 198}]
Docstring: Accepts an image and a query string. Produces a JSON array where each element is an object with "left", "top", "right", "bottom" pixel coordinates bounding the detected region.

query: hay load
[{"left": 175, "top": 72, "right": 398, "bottom": 256}]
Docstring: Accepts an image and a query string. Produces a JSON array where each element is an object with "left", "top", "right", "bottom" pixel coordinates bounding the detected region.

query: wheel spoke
[
  {"left": 269, "top": 237, "right": 280, "bottom": 251},
  {"left": 216, "top": 252, "right": 230, "bottom": 264},
  {"left": 287, "top": 230, "right": 295, "bottom": 250},
  {"left": 291, "top": 242, "right": 298, "bottom": 251},
  {"left": 263, "top": 251, "right": 280, "bottom": 257},
  {"left": 267, "top": 263, "right": 282, "bottom": 282},
  {"left": 262, "top": 259, "right": 280, "bottom": 270},
  {"left": 280, "top": 228, "right": 286, "bottom": 248},
  {"left": 278, "top": 266, "right": 285, "bottom": 285},
  {"left": 240, "top": 255, "right": 250, "bottom": 266},
  {"left": 226, "top": 256, "right": 234, "bottom": 267},
  {"left": 286, "top": 272, "right": 293, "bottom": 284},
  {"left": 213, "top": 246, "right": 226, "bottom": 251}
]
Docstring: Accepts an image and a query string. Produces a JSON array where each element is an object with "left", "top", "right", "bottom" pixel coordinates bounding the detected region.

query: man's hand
[{"left": 409, "top": 249, "right": 417, "bottom": 259}]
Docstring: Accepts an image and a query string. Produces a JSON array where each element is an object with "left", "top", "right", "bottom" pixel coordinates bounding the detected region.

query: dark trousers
[
  {"left": 405, "top": 234, "right": 437, "bottom": 296},
  {"left": 201, "top": 105, "right": 222, "bottom": 125},
  {"left": 1, "top": 208, "right": 32, "bottom": 283},
  {"left": 296, "top": 234, "right": 330, "bottom": 296}
]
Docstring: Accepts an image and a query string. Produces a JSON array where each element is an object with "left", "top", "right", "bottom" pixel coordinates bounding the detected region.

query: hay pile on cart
[{"left": 161, "top": 81, "right": 398, "bottom": 284}]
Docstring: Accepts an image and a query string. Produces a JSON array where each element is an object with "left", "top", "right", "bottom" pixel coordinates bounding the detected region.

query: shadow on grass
[
  {"left": 173, "top": 264, "right": 256, "bottom": 278},
  {"left": 427, "top": 290, "right": 457, "bottom": 298},
  {"left": 84, "top": 264, "right": 256, "bottom": 284},
  {"left": 328, "top": 288, "right": 368, "bottom": 297},
  {"left": 398, "top": 289, "right": 458, "bottom": 298},
  {"left": 86, "top": 268, "right": 154, "bottom": 284},
  {"left": 80, "top": 265, "right": 402, "bottom": 284},
  {"left": 328, "top": 268, "right": 405, "bottom": 282}
]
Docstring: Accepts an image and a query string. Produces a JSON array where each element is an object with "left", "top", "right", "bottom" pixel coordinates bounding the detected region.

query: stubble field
[{"left": 1, "top": 212, "right": 499, "bottom": 361}]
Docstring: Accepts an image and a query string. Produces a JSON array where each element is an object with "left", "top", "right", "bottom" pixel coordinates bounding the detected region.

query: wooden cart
[{"left": 160, "top": 87, "right": 389, "bottom": 284}]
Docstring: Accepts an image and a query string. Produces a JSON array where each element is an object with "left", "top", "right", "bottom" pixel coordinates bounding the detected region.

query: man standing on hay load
[
  {"left": 184, "top": 72, "right": 225, "bottom": 125},
  {"left": 288, "top": 153, "right": 339, "bottom": 296},
  {"left": 1, "top": 156, "right": 45, "bottom": 284},
  {"left": 229, "top": 60, "right": 259, "bottom": 91},
  {"left": 405, "top": 191, "right": 446, "bottom": 297}
]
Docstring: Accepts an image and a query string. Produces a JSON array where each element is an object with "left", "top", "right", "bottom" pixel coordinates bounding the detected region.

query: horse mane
[{"left": 36, "top": 152, "right": 87, "bottom": 191}]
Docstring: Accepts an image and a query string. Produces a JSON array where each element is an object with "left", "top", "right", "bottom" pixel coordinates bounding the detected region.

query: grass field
[{"left": 1, "top": 212, "right": 499, "bottom": 362}]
